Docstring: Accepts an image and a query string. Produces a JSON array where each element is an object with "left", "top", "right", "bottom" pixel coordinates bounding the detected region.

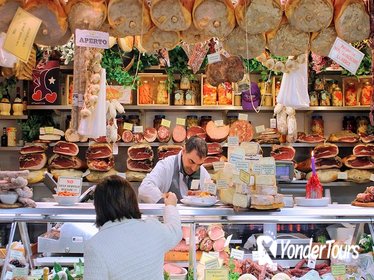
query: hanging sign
[{"left": 75, "top": 29, "right": 109, "bottom": 49}]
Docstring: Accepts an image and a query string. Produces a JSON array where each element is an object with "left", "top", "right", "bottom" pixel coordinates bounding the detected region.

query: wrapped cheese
[
  {"left": 266, "top": 16, "right": 309, "bottom": 56},
  {"left": 141, "top": 26, "right": 180, "bottom": 52},
  {"left": 218, "top": 187, "right": 235, "bottom": 205},
  {"left": 334, "top": 0, "right": 370, "bottom": 43},
  {"left": 222, "top": 26, "right": 265, "bottom": 59},
  {"left": 310, "top": 26, "right": 337, "bottom": 57},
  {"left": 108, "top": 0, "right": 152, "bottom": 36},
  {"left": 251, "top": 194, "right": 274, "bottom": 206},
  {"left": 0, "top": 0, "right": 23, "bottom": 33},
  {"left": 255, "top": 175, "right": 276, "bottom": 187},
  {"left": 193, "top": 0, "right": 236, "bottom": 38},
  {"left": 150, "top": 0, "right": 192, "bottom": 31},
  {"left": 233, "top": 192, "right": 250, "bottom": 208},
  {"left": 181, "top": 24, "right": 211, "bottom": 44},
  {"left": 235, "top": 0, "right": 282, "bottom": 35},
  {"left": 285, "top": 0, "right": 333, "bottom": 32},
  {"left": 253, "top": 185, "right": 277, "bottom": 196}
]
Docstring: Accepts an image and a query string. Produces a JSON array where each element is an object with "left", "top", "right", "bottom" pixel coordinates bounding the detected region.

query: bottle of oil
[{"left": 1, "top": 127, "right": 7, "bottom": 147}]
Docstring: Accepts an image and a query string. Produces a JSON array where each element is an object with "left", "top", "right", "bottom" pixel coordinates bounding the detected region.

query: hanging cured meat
[
  {"left": 222, "top": 27, "right": 265, "bottom": 59},
  {"left": 193, "top": 0, "right": 235, "bottom": 38},
  {"left": 141, "top": 26, "right": 180, "bottom": 52},
  {"left": 180, "top": 24, "right": 210, "bottom": 44},
  {"left": 108, "top": 0, "right": 152, "bottom": 36},
  {"left": 206, "top": 55, "right": 245, "bottom": 86},
  {"left": 313, "top": 143, "right": 339, "bottom": 159},
  {"left": 0, "top": 0, "right": 23, "bottom": 33},
  {"left": 266, "top": 16, "right": 309, "bottom": 56},
  {"left": 285, "top": 0, "right": 333, "bottom": 33},
  {"left": 235, "top": 0, "right": 282, "bottom": 35},
  {"left": 310, "top": 26, "right": 337, "bottom": 57},
  {"left": 23, "top": 0, "right": 68, "bottom": 46},
  {"left": 334, "top": 0, "right": 370, "bottom": 43},
  {"left": 343, "top": 155, "right": 374, "bottom": 169},
  {"left": 150, "top": 0, "right": 192, "bottom": 31},
  {"left": 65, "top": 0, "right": 107, "bottom": 32}
]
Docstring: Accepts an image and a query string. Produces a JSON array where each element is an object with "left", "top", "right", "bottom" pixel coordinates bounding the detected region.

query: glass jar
[
  {"left": 202, "top": 82, "right": 217, "bottom": 105},
  {"left": 314, "top": 78, "right": 325, "bottom": 91},
  {"left": 185, "top": 89, "right": 197, "bottom": 106},
  {"left": 218, "top": 82, "right": 233, "bottom": 105},
  {"left": 309, "top": 91, "right": 319, "bottom": 106},
  {"left": 174, "top": 89, "right": 184, "bottom": 105},
  {"left": 345, "top": 82, "right": 357, "bottom": 106},
  {"left": 311, "top": 116, "right": 324, "bottom": 135},
  {"left": 332, "top": 87, "right": 343, "bottom": 106},
  {"left": 186, "top": 115, "right": 199, "bottom": 128},
  {"left": 343, "top": 116, "right": 356, "bottom": 132},
  {"left": 128, "top": 115, "right": 140, "bottom": 126},
  {"left": 153, "top": 115, "right": 165, "bottom": 130},
  {"left": 234, "top": 93, "right": 241, "bottom": 106},
  {"left": 356, "top": 116, "right": 369, "bottom": 135},
  {"left": 138, "top": 80, "right": 152, "bottom": 104},
  {"left": 319, "top": 90, "right": 331, "bottom": 106},
  {"left": 199, "top": 116, "right": 212, "bottom": 130},
  {"left": 156, "top": 80, "right": 168, "bottom": 104},
  {"left": 263, "top": 93, "right": 273, "bottom": 107},
  {"left": 360, "top": 81, "right": 372, "bottom": 106},
  {"left": 226, "top": 115, "right": 238, "bottom": 127},
  {"left": 180, "top": 76, "right": 191, "bottom": 90},
  {"left": 116, "top": 115, "right": 125, "bottom": 136}
]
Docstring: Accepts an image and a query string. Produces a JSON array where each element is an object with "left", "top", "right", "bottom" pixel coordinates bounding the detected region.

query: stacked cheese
[
  {"left": 39, "top": 127, "right": 65, "bottom": 141},
  {"left": 251, "top": 175, "right": 284, "bottom": 210}
]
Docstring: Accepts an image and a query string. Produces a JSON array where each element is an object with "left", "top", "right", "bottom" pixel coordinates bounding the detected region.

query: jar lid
[
  {"left": 154, "top": 114, "right": 166, "bottom": 119},
  {"left": 128, "top": 115, "right": 139, "bottom": 119},
  {"left": 186, "top": 115, "right": 198, "bottom": 119}
]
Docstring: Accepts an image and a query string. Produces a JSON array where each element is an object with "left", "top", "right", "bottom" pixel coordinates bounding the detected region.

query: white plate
[
  {"left": 180, "top": 198, "right": 219, "bottom": 207},
  {"left": 295, "top": 197, "right": 329, "bottom": 207}
]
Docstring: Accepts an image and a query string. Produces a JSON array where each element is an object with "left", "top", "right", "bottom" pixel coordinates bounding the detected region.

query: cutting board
[{"left": 351, "top": 200, "right": 374, "bottom": 207}]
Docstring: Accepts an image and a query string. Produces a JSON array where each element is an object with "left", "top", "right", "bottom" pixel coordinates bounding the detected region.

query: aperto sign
[{"left": 75, "top": 29, "right": 109, "bottom": 49}]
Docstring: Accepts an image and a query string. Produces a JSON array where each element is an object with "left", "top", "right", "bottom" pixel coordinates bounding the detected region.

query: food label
[
  {"left": 10, "top": 250, "right": 23, "bottom": 259},
  {"left": 112, "top": 143, "right": 118, "bottom": 155},
  {"left": 255, "top": 125, "right": 266, "bottom": 134},
  {"left": 252, "top": 251, "right": 260, "bottom": 261},
  {"left": 203, "top": 183, "right": 217, "bottom": 195},
  {"left": 133, "top": 126, "right": 144, "bottom": 133},
  {"left": 57, "top": 177, "right": 82, "bottom": 196},
  {"left": 191, "top": 179, "right": 200, "bottom": 190},
  {"left": 213, "top": 161, "right": 225, "bottom": 171},
  {"left": 176, "top": 118, "right": 186, "bottom": 126},
  {"left": 205, "top": 258, "right": 220, "bottom": 269},
  {"left": 161, "top": 119, "right": 171, "bottom": 128},
  {"left": 238, "top": 113, "right": 248, "bottom": 121},
  {"left": 236, "top": 160, "right": 250, "bottom": 172},
  {"left": 230, "top": 249, "right": 245, "bottom": 260},
  {"left": 331, "top": 264, "right": 346, "bottom": 276},
  {"left": 229, "top": 153, "right": 244, "bottom": 164},
  {"left": 207, "top": 52, "right": 221, "bottom": 64},
  {"left": 261, "top": 164, "right": 276, "bottom": 175},
  {"left": 214, "top": 120, "right": 224, "bottom": 127},
  {"left": 30, "top": 269, "right": 43, "bottom": 277},
  {"left": 216, "top": 179, "right": 228, "bottom": 189},
  {"left": 239, "top": 170, "right": 250, "bottom": 184},
  {"left": 337, "top": 172, "right": 348, "bottom": 180},
  {"left": 224, "top": 234, "right": 232, "bottom": 247},
  {"left": 328, "top": 37, "right": 364, "bottom": 75},
  {"left": 227, "top": 136, "right": 239, "bottom": 147},
  {"left": 205, "top": 269, "right": 229, "bottom": 280},
  {"left": 208, "top": 252, "right": 220, "bottom": 258},
  {"left": 13, "top": 267, "right": 28, "bottom": 276},
  {"left": 123, "top": 122, "right": 133, "bottom": 131},
  {"left": 270, "top": 118, "right": 277, "bottom": 129},
  {"left": 4, "top": 8, "right": 42, "bottom": 62},
  {"left": 75, "top": 29, "right": 109, "bottom": 49},
  {"left": 44, "top": 127, "right": 54, "bottom": 134},
  {"left": 5, "top": 271, "right": 12, "bottom": 279}
]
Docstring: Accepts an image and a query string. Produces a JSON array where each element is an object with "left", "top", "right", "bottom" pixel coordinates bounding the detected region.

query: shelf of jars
[{"left": 0, "top": 115, "right": 28, "bottom": 120}]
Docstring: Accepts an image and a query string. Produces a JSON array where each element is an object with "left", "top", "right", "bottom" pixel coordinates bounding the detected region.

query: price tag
[
  {"left": 207, "top": 52, "right": 221, "bottom": 64},
  {"left": 205, "top": 269, "right": 228, "bottom": 280},
  {"left": 203, "top": 183, "right": 217, "bottom": 195},
  {"left": 270, "top": 118, "right": 276, "bottom": 129},
  {"left": 191, "top": 179, "right": 200, "bottom": 190},
  {"left": 370, "top": 174, "right": 374, "bottom": 182},
  {"left": 31, "top": 269, "right": 44, "bottom": 277},
  {"left": 214, "top": 120, "right": 224, "bottom": 127},
  {"left": 205, "top": 258, "right": 220, "bottom": 269},
  {"left": 239, "top": 169, "right": 250, "bottom": 184},
  {"left": 227, "top": 136, "right": 239, "bottom": 147},
  {"left": 161, "top": 119, "right": 171, "bottom": 128},
  {"left": 208, "top": 251, "right": 220, "bottom": 258},
  {"left": 44, "top": 126, "right": 54, "bottom": 134},
  {"left": 230, "top": 248, "right": 245, "bottom": 260},
  {"left": 123, "top": 122, "right": 133, "bottom": 131},
  {"left": 57, "top": 176, "right": 82, "bottom": 195},
  {"left": 261, "top": 164, "right": 276, "bottom": 175},
  {"left": 75, "top": 29, "right": 109, "bottom": 49},
  {"left": 236, "top": 160, "right": 250, "bottom": 172},
  {"left": 134, "top": 126, "right": 144, "bottom": 133},
  {"left": 331, "top": 264, "right": 346, "bottom": 276},
  {"left": 328, "top": 37, "right": 365, "bottom": 75},
  {"left": 229, "top": 153, "right": 244, "bottom": 164},
  {"left": 112, "top": 142, "right": 118, "bottom": 155},
  {"left": 213, "top": 161, "right": 225, "bottom": 171},
  {"left": 255, "top": 125, "right": 266, "bottom": 134},
  {"left": 10, "top": 250, "right": 23, "bottom": 259},
  {"left": 337, "top": 172, "right": 348, "bottom": 180},
  {"left": 307, "top": 256, "right": 316, "bottom": 269},
  {"left": 176, "top": 118, "right": 186, "bottom": 126},
  {"left": 252, "top": 251, "right": 260, "bottom": 261},
  {"left": 13, "top": 267, "right": 28, "bottom": 276},
  {"left": 238, "top": 113, "right": 248, "bottom": 121},
  {"left": 224, "top": 234, "right": 233, "bottom": 247},
  {"left": 216, "top": 179, "right": 228, "bottom": 189},
  {"left": 82, "top": 169, "right": 90, "bottom": 177}
]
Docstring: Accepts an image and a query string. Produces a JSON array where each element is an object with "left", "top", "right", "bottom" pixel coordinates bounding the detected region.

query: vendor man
[{"left": 138, "top": 136, "right": 211, "bottom": 203}]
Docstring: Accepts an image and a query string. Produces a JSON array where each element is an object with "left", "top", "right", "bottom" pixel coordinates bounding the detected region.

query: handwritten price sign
[{"left": 57, "top": 177, "right": 82, "bottom": 195}]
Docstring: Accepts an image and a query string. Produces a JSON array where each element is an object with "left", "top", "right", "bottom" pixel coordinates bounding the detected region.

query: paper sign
[
  {"left": 216, "top": 179, "right": 228, "bottom": 189},
  {"left": 255, "top": 125, "right": 266, "bottom": 134},
  {"left": 213, "top": 161, "right": 225, "bottom": 171},
  {"left": 208, "top": 251, "right": 220, "bottom": 258},
  {"left": 227, "top": 136, "right": 239, "bottom": 147},
  {"left": 4, "top": 8, "right": 42, "bottom": 62},
  {"left": 270, "top": 118, "right": 276, "bottom": 129},
  {"left": 13, "top": 267, "right": 28, "bottom": 276},
  {"left": 203, "top": 183, "right": 217, "bottom": 195},
  {"left": 252, "top": 251, "right": 260, "bottom": 261},
  {"left": 229, "top": 153, "right": 244, "bottom": 164},
  {"left": 5, "top": 271, "right": 12, "bottom": 279},
  {"left": 331, "top": 264, "right": 346, "bottom": 276},
  {"left": 337, "top": 172, "right": 348, "bottom": 180},
  {"left": 205, "top": 269, "right": 229, "bottom": 280},
  {"left": 134, "top": 126, "right": 144, "bottom": 133},
  {"left": 261, "top": 164, "right": 276, "bottom": 175},
  {"left": 239, "top": 169, "right": 250, "bottom": 184},
  {"left": 370, "top": 174, "right": 374, "bottom": 182},
  {"left": 207, "top": 52, "right": 221, "bottom": 64},
  {"left": 215, "top": 120, "right": 224, "bottom": 127},
  {"left": 123, "top": 122, "right": 133, "bottom": 131},
  {"left": 328, "top": 37, "right": 365, "bottom": 75},
  {"left": 76, "top": 29, "right": 109, "bottom": 49},
  {"left": 205, "top": 258, "right": 220, "bottom": 269},
  {"left": 31, "top": 269, "right": 43, "bottom": 277},
  {"left": 57, "top": 177, "right": 82, "bottom": 195},
  {"left": 161, "top": 119, "right": 171, "bottom": 128},
  {"left": 238, "top": 113, "right": 248, "bottom": 121},
  {"left": 191, "top": 179, "right": 200, "bottom": 190},
  {"left": 112, "top": 143, "right": 118, "bottom": 155},
  {"left": 224, "top": 234, "right": 233, "bottom": 247},
  {"left": 10, "top": 250, "right": 23, "bottom": 259},
  {"left": 176, "top": 118, "right": 186, "bottom": 126},
  {"left": 236, "top": 161, "right": 250, "bottom": 172},
  {"left": 44, "top": 127, "right": 54, "bottom": 134},
  {"left": 230, "top": 249, "right": 245, "bottom": 260}
]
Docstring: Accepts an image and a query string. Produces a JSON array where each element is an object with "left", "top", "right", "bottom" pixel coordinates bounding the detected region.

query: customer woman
[{"left": 84, "top": 175, "right": 182, "bottom": 280}]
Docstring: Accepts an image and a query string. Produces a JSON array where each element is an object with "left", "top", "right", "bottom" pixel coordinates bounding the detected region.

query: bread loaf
[
  {"left": 222, "top": 27, "right": 265, "bottom": 59},
  {"left": 285, "top": 0, "right": 333, "bottom": 32},
  {"left": 150, "top": 0, "right": 191, "bottom": 31},
  {"left": 334, "top": 0, "right": 370, "bottom": 43},
  {"left": 235, "top": 0, "right": 282, "bottom": 35},
  {"left": 266, "top": 16, "right": 309, "bottom": 56},
  {"left": 193, "top": 0, "right": 235, "bottom": 38},
  {"left": 141, "top": 26, "right": 180, "bottom": 52},
  {"left": 311, "top": 26, "right": 337, "bottom": 57}
]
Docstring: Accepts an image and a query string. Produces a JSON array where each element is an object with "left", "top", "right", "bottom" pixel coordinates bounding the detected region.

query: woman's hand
[{"left": 164, "top": 192, "right": 177, "bottom": 206}]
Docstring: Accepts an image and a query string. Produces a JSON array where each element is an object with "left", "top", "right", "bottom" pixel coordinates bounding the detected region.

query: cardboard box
[{"left": 137, "top": 73, "right": 170, "bottom": 106}]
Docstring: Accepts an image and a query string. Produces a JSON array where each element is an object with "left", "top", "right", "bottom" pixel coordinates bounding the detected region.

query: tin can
[{"left": 6, "top": 127, "right": 16, "bottom": 147}]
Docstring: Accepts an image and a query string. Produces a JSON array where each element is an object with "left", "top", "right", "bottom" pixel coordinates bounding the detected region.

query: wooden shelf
[
  {"left": 0, "top": 115, "right": 28, "bottom": 120},
  {"left": 0, "top": 147, "right": 22, "bottom": 151},
  {"left": 27, "top": 105, "right": 72, "bottom": 110}
]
